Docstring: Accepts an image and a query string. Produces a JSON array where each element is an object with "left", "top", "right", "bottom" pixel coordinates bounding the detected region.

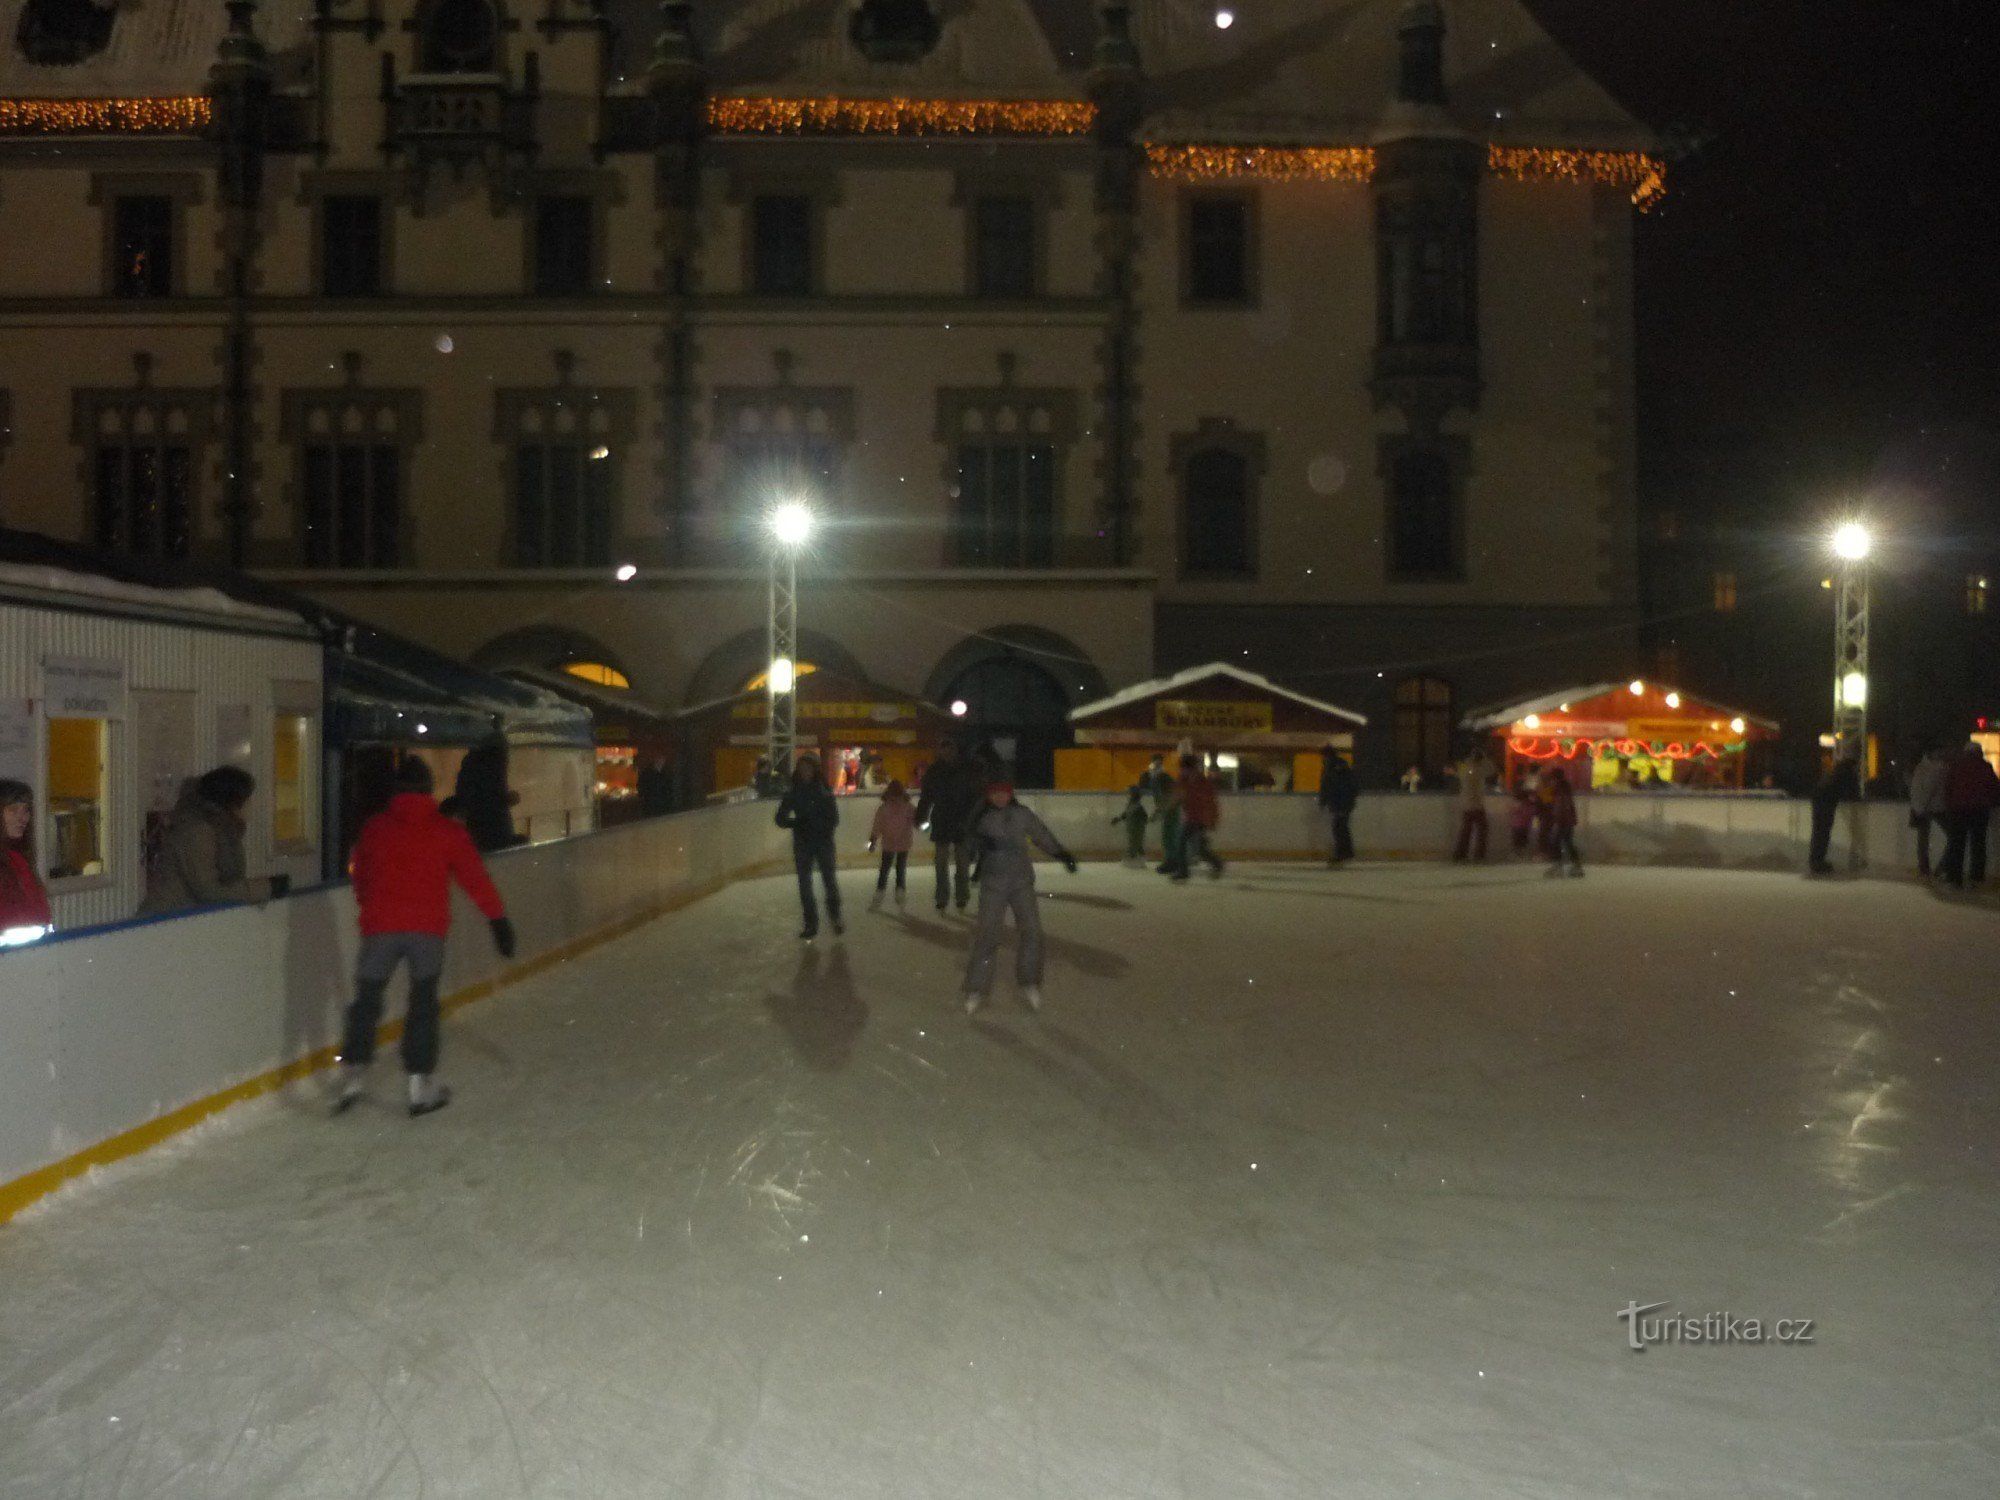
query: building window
[
  {"left": 15, "top": 0, "right": 115, "bottom": 66},
  {"left": 1387, "top": 449, "right": 1457, "bottom": 578},
  {"left": 499, "top": 391, "right": 634, "bottom": 567},
  {"left": 1185, "top": 195, "right": 1252, "bottom": 304},
  {"left": 1394, "top": 676, "right": 1453, "bottom": 776},
  {"left": 750, "top": 194, "right": 813, "bottom": 296},
  {"left": 532, "top": 195, "right": 595, "bottom": 296},
  {"left": 111, "top": 195, "right": 173, "bottom": 298},
  {"left": 272, "top": 706, "right": 313, "bottom": 846},
  {"left": 1377, "top": 211, "right": 1476, "bottom": 346},
  {"left": 1656, "top": 509, "right": 1681, "bottom": 541},
  {"left": 1181, "top": 447, "right": 1254, "bottom": 578},
  {"left": 563, "top": 661, "right": 630, "bottom": 690},
  {"left": 45, "top": 715, "right": 108, "bottom": 882},
  {"left": 1713, "top": 570, "right": 1738, "bottom": 612},
  {"left": 953, "top": 442, "right": 1056, "bottom": 568},
  {"left": 83, "top": 394, "right": 206, "bottom": 559},
  {"left": 971, "top": 196, "right": 1035, "bottom": 299},
  {"left": 284, "top": 388, "right": 418, "bottom": 567},
  {"left": 419, "top": 0, "right": 499, "bottom": 72},
  {"left": 320, "top": 195, "right": 383, "bottom": 297}
]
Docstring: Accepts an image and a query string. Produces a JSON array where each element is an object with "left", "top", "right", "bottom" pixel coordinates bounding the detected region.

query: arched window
[
  {"left": 1394, "top": 676, "right": 1453, "bottom": 775},
  {"left": 1388, "top": 448, "right": 1457, "bottom": 578},
  {"left": 941, "top": 655, "right": 1072, "bottom": 787},
  {"left": 14, "top": 0, "right": 114, "bottom": 67},
  {"left": 1182, "top": 447, "right": 1253, "bottom": 577},
  {"left": 849, "top": 0, "right": 941, "bottom": 62},
  {"left": 418, "top": 0, "right": 499, "bottom": 73},
  {"left": 563, "top": 662, "right": 630, "bottom": 690}
]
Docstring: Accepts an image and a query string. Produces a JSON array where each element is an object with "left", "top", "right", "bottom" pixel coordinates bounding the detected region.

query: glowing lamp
[
  {"left": 950, "top": 699, "right": 969, "bottom": 717},
  {"left": 1628, "top": 680, "right": 1645, "bottom": 696},
  {"left": 590, "top": 445, "right": 611, "bottom": 461},
  {"left": 1840, "top": 671, "right": 1868, "bottom": 709},
  {"left": 614, "top": 563, "right": 638, "bottom": 582},
  {"left": 1214, "top": 6, "right": 1234, "bottom": 25},
  {"left": 769, "top": 657, "right": 797, "bottom": 695},
  {"left": 770, "top": 502, "right": 814, "bottom": 548},
  {"left": 1831, "top": 522, "right": 1872, "bottom": 561},
  {"left": 1664, "top": 692, "right": 1681, "bottom": 709},
  {"left": 1729, "top": 717, "right": 1746, "bottom": 734},
  {"left": 1522, "top": 713, "right": 1541, "bottom": 730}
]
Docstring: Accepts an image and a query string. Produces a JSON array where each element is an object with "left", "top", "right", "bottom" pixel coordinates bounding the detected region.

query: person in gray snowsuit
[{"left": 960, "top": 780, "right": 1077, "bottom": 1015}]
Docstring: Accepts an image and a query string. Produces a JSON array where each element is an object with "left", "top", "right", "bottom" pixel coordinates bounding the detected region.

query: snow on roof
[
  {"left": 0, "top": 0, "right": 313, "bottom": 99},
  {"left": 0, "top": 558, "right": 311, "bottom": 634},
  {"left": 1071, "top": 662, "right": 1366, "bottom": 727},
  {"left": 1461, "top": 683, "right": 1780, "bottom": 733}
]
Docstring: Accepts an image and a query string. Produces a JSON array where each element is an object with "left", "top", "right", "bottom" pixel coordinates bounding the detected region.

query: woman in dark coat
[{"left": 775, "top": 754, "right": 843, "bottom": 939}]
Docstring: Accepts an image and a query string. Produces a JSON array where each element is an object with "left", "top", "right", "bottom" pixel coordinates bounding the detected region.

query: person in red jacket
[
  {"left": 1171, "top": 759, "right": 1226, "bottom": 881},
  {"left": 0, "top": 780, "right": 53, "bottom": 944},
  {"left": 1938, "top": 741, "right": 2000, "bottom": 889},
  {"left": 337, "top": 758, "right": 515, "bottom": 1117}
]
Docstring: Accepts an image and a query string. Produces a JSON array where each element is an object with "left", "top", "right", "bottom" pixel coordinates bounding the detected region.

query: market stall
[
  {"left": 501, "top": 667, "right": 680, "bottom": 824},
  {"left": 1461, "top": 681, "right": 1780, "bottom": 791},
  {"left": 673, "top": 669, "right": 951, "bottom": 800},
  {"left": 1058, "top": 663, "right": 1365, "bottom": 792}
]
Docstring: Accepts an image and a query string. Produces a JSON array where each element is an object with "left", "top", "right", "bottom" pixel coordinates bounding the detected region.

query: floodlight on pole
[
  {"left": 1830, "top": 521, "right": 1872, "bottom": 561},
  {"left": 1829, "top": 517, "right": 1872, "bottom": 763},
  {"left": 765, "top": 500, "right": 815, "bottom": 779},
  {"left": 770, "top": 501, "right": 815, "bottom": 549}
]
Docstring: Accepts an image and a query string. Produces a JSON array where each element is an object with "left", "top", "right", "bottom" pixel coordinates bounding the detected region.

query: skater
[
  {"left": 1807, "top": 749, "right": 1860, "bottom": 875},
  {"left": 776, "top": 753, "right": 844, "bottom": 937},
  {"left": 915, "top": 739, "right": 981, "bottom": 913},
  {"left": 0, "top": 780, "right": 52, "bottom": 943},
  {"left": 1542, "top": 766, "right": 1583, "bottom": 877},
  {"left": 337, "top": 759, "right": 514, "bottom": 1117},
  {"left": 138, "top": 766, "right": 287, "bottom": 915},
  {"left": 1154, "top": 768, "right": 1186, "bottom": 874},
  {"left": 1907, "top": 742, "right": 1950, "bottom": 877},
  {"left": 1175, "top": 759, "right": 1225, "bottom": 881},
  {"left": 961, "top": 781, "right": 1078, "bottom": 1015},
  {"left": 1112, "top": 782, "right": 1151, "bottom": 865},
  {"left": 869, "top": 779, "right": 916, "bottom": 905},
  {"left": 1938, "top": 741, "right": 1999, "bottom": 889},
  {"left": 1507, "top": 775, "right": 1537, "bottom": 857},
  {"left": 1450, "top": 746, "right": 1495, "bottom": 861},
  {"left": 1317, "top": 747, "right": 1358, "bottom": 865}
]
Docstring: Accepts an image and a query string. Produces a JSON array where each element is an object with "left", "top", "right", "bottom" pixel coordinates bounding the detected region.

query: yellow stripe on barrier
[{"left": 0, "top": 862, "right": 788, "bottom": 1226}]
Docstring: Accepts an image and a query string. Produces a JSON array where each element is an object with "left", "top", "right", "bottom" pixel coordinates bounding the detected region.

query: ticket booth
[
  {"left": 1461, "top": 681, "right": 1780, "bottom": 791},
  {"left": 1059, "top": 663, "right": 1364, "bottom": 792}
]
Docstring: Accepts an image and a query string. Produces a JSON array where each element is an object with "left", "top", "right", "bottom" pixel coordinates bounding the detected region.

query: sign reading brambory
[
  {"left": 1154, "top": 699, "right": 1273, "bottom": 733},
  {"left": 42, "top": 656, "right": 126, "bottom": 720}
]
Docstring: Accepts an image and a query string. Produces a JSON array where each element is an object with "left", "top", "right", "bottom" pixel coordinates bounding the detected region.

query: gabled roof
[
  {"left": 1461, "top": 683, "right": 1780, "bottom": 733},
  {"left": 1071, "top": 662, "right": 1366, "bottom": 727},
  {"left": 0, "top": 0, "right": 312, "bottom": 99}
]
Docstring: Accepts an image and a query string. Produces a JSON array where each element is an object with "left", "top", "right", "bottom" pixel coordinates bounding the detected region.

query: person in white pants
[{"left": 960, "top": 781, "right": 1077, "bottom": 1015}]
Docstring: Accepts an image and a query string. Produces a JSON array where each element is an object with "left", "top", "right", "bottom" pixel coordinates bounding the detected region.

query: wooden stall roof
[
  {"left": 1460, "top": 681, "right": 1780, "bottom": 736},
  {"left": 1070, "top": 662, "right": 1367, "bottom": 731}
]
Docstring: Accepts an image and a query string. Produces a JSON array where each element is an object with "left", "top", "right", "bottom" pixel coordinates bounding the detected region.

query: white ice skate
[
  {"left": 1021, "top": 985, "right": 1043, "bottom": 1013},
  {"left": 963, "top": 992, "right": 984, "bottom": 1017},
  {"left": 331, "top": 1063, "right": 368, "bottom": 1116},
  {"left": 407, "top": 1073, "right": 452, "bottom": 1118}
]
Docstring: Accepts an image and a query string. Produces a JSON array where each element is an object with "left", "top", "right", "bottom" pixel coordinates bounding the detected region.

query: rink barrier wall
[
  {"left": 0, "top": 799, "right": 792, "bottom": 1225},
  {"left": 0, "top": 790, "right": 1949, "bottom": 1224}
]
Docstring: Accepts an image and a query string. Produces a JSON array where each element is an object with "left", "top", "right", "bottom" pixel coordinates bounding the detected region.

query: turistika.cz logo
[{"left": 1617, "top": 1301, "right": 1816, "bottom": 1351}]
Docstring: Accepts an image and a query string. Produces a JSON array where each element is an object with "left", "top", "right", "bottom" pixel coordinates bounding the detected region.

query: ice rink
[{"left": 2, "top": 860, "right": 1997, "bottom": 1499}]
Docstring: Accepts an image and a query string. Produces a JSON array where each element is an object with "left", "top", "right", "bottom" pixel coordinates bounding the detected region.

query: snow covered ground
[{"left": 2, "top": 861, "right": 1996, "bottom": 1499}]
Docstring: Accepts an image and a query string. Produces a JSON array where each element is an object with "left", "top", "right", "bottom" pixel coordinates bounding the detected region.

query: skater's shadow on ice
[
  {"left": 975, "top": 1022, "right": 1187, "bottom": 1141},
  {"left": 1042, "top": 891, "right": 1134, "bottom": 912},
  {"left": 764, "top": 944, "right": 867, "bottom": 1072},
  {"left": 894, "top": 912, "right": 1130, "bottom": 978}
]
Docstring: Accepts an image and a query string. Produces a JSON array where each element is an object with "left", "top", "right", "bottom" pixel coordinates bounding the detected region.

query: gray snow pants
[{"left": 962, "top": 875, "right": 1042, "bottom": 996}]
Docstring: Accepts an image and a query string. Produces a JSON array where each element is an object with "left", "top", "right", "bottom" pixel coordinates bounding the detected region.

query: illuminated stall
[
  {"left": 1462, "top": 682, "right": 1780, "bottom": 791},
  {"left": 673, "top": 669, "right": 950, "bottom": 801},
  {"left": 1059, "top": 663, "right": 1364, "bottom": 792}
]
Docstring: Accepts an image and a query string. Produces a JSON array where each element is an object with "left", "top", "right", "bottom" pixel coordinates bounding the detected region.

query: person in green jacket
[{"left": 1111, "top": 783, "right": 1151, "bottom": 865}]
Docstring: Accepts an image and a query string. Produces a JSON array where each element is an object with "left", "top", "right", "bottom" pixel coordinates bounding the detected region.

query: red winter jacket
[
  {"left": 351, "top": 793, "right": 506, "bottom": 938},
  {"left": 1180, "top": 774, "right": 1220, "bottom": 830},
  {"left": 1, "top": 846, "right": 52, "bottom": 930}
]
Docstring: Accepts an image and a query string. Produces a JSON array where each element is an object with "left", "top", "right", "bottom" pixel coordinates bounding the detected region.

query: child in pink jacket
[{"left": 869, "top": 780, "right": 917, "bottom": 903}]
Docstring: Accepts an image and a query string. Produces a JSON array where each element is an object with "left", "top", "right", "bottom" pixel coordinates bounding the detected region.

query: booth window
[
  {"left": 750, "top": 195, "right": 814, "bottom": 297},
  {"left": 1181, "top": 447, "right": 1254, "bottom": 578},
  {"left": 319, "top": 195, "right": 384, "bottom": 297},
  {"left": 971, "top": 196, "right": 1036, "bottom": 299},
  {"left": 531, "top": 195, "right": 596, "bottom": 297},
  {"left": 1387, "top": 448, "right": 1458, "bottom": 578},
  {"left": 953, "top": 441, "right": 1056, "bottom": 567},
  {"left": 1184, "top": 194, "right": 1253, "bottom": 305},
  {"left": 1394, "top": 676, "right": 1453, "bottom": 775},
  {"left": 272, "top": 708, "right": 312, "bottom": 846},
  {"left": 46, "top": 716, "right": 108, "bottom": 882}
]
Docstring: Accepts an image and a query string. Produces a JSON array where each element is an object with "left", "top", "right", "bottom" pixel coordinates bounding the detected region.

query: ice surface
[{"left": 2, "top": 863, "right": 1997, "bottom": 1499}]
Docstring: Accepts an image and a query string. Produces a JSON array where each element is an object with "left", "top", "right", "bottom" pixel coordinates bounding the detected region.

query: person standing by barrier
[
  {"left": 1543, "top": 766, "right": 1584, "bottom": 878},
  {"left": 1939, "top": 741, "right": 1999, "bottom": 889},
  {"left": 1112, "top": 782, "right": 1151, "bottom": 865},
  {"left": 961, "top": 780, "right": 1077, "bottom": 1015},
  {"left": 1317, "top": 747, "right": 1358, "bottom": 865},
  {"left": 1451, "top": 747, "right": 1495, "bottom": 862},
  {"left": 1507, "top": 775, "right": 1538, "bottom": 857},
  {"left": 777, "top": 753, "right": 844, "bottom": 938},
  {"left": 1807, "top": 750, "right": 1861, "bottom": 876},
  {"left": 1174, "top": 759, "right": 1225, "bottom": 881},
  {"left": 138, "top": 767, "right": 287, "bottom": 916},
  {"left": 1907, "top": 743, "right": 1950, "bottom": 877},
  {"left": 915, "top": 740, "right": 980, "bottom": 914},
  {"left": 868, "top": 779, "right": 916, "bottom": 907},
  {"left": 0, "top": 780, "right": 52, "bottom": 945},
  {"left": 337, "top": 759, "right": 514, "bottom": 1118}
]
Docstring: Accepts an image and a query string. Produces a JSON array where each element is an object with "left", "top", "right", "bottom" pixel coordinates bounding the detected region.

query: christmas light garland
[
  {"left": 0, "top": 96, "right": 212, "bottom": 135},
  {"left": 706, "top": 96, "right": 1095, "bottom": 137},
  {"left": 1143, "top": 143, "right": 1376, "bottom": 184},
  {"left": 1486, "top": 145, "right": 1668, "bottom": 211}
]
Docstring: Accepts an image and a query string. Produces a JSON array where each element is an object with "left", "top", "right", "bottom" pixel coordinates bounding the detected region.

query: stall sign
[
  {"left": 1516, "top": 718, "right": 1624, "bottom": 738},
  {"left": 43, "top": 656, "right": 126, "bottom": 719},
  {"left": 733, "top": 701, "right": 915, "bottom": 722},
  {"left": 835, "top": 728, "right": 918, "bottom": 745},
  {"left": 1156, "top": 700, "right": 1273, "bottom": 733}
]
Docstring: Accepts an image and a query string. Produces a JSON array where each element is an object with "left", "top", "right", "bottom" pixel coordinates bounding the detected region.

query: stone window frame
[
  {"left": 500, "top": 169, "right": 623, "bottom": 298},
  {"left": 1179, "top": 187, "right": 1260, "bottom": 310},
  {"left": 298, "top": 171, "right": 412, "bottom": 298},
  {"left": 935, "top": 385, "right": 1080, "bottom": 568},
  {"left": 71, "top": 384, "right": 216, "bottom": 558},
  {"left": 279, "top": 384, "right": 426, "bottom": 567},
  {"left": 89, "top": 172, "right": 205, "bottom": 299},
  {"left": 951, "top": 168, "right": 1063, "bottom": 301},
  {"left": 1378, "top": 432, "right": 1471, "bottom": 583},
  {"left": 727, "top": 163, "right": 844, "bottom": 299},
  {"left": 494, "top": 386, "right": 638, "bottom": 566},
  {"left": 1170, "top": 417, "right": 1266, "bottom": 582},
  {"left": 404, "top": 0, "right": 516, "bottom": 75}
]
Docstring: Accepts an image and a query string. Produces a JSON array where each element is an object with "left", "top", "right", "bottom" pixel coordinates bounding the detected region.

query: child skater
[
  {"left": 1112, "top": 782, "right": 1151, "bottom": 866},
  {"left": 868, "top": 779, "right": 916, "bottom": 907},
  {"left": 1507, "top": 774, "right": 1537, "bottom": 857},
  {"left": 961, "top": 780, "right": 1078, "bottom": 1016},
  {"left": 776, "top": 753, "right": 843, "bottom": 938},
  {"left": 1542, "top": 766, "right": 1584, "bottom": 878}
]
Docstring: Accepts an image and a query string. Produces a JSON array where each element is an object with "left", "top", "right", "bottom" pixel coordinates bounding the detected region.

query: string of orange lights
[
  {"left": 705, "top": 96, "right": 1096, "bottom": 137},
  {"left": 1143, "top": 143, "right": 1376, "bottom": 184},
  {"left": 0, "top": 97, "right": 211, "bottom": 135},
  {"left": 1487, "top": 145, "right": 1669, "bottom": 211}
]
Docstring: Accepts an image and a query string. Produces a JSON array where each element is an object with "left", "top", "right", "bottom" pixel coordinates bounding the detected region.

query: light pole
[
  {"left": 766, "top": 501, "right": 814, "bottom": 780},
  {"left": 1830, "top": 521, "right": 1872, "bottom": 767}
]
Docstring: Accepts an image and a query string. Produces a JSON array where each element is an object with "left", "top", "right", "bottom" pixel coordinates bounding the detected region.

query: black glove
[
  {"left": 268, "top": 873, "right": 291, "bottom": 899},
  {"left": 490, "top": 916, "right": 517, "bottom": 958},
  {"left": 1061, "top": 853, "right": 1079, "bottom": 875}
]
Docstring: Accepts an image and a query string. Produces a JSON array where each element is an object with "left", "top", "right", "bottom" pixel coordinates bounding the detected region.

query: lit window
[
  {"left": 272, "top": 710, "right": 312, "bottom": 845},
  {"left": 111, "top": 194, "right": 173, "bottom": 299},
  {"left": 1967, "top": 574, "right": 1989, "bottom": 616},
  {"left": 46, "top": 716, "right": 109, "bottom": 882},
  {"left": 563, "top": 661, "right": 631, "bottom": 690},
  {"left": 1713, "top": 571, "right": 1737, "bottom": 611},
  {"left": 744, "top": 662, "right": 818, "bottom": 693}
]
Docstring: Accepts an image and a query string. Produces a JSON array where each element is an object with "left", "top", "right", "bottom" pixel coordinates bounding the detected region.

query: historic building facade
[{"left": 0, "top": 0, "right": 1661, "bottom": 779}]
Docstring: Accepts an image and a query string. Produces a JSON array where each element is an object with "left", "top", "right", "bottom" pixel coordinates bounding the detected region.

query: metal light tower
[
  {"left": 1830, "top": 521, "right": 1872, "bottom": 765},
  {"left": 765, "top": 501, "right": 814, "bottom": 780}
]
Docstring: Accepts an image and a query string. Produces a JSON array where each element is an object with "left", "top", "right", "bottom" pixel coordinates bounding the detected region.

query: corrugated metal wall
[{"left": 0, "top": 600, "right": 324, "bottom": 932}]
